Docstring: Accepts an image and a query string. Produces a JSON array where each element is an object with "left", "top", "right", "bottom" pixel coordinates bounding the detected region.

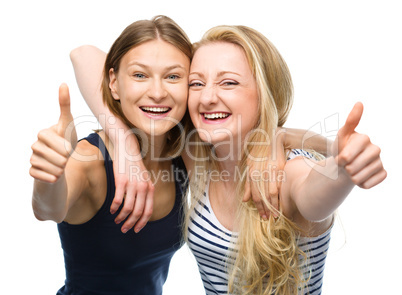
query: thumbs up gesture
[
  {"left": 332, "top": 102, "right": 387, "bottom": 189},
  {"left": 30, "top": 84, "right": 77, "bottom": 183}
]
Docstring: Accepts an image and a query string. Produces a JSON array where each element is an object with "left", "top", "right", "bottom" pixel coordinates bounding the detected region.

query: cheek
[
  {"left": 120, "top": 82, "right": 145, "bottom": 100},
  {"left": 169, "top": 83, "right": 188, "bottom": 102},
  {"left": 238, "top": 94, "right": 259, "bottom": 132},
  {"left": 250, "top": 100, "right": 259, "bottom": 119},
  {"left": 246, "top": 90, "right": 259, "bottom": 116}
]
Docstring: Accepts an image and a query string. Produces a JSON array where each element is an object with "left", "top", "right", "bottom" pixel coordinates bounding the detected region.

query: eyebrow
[
  {"left": 128, "top": 62, "right": 186, "bottom": 71},
  {"left": 189, "top": 71, "right": 241, "bottom": 77}
]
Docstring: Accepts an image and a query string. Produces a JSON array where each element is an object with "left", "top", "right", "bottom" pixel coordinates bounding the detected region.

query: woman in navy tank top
[
  {"left": 30, "top": 16, "right": 349, "bottom": 295},
  {"left": 29, "top": 16, "right": 192, "bottom": 295},
  {"left": 31, "top": 16, "right": 301, "bottom": 294},
  {"left": 69, "top": 23, "right": 386, "bottom": 295}
]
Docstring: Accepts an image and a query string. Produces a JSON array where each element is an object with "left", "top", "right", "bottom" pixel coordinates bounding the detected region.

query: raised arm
[
  {"left": 283, "top": 128, "right": 332, "bottom": 156},
  {"left": 30, "top": 85, "right": 83, "bottom": 222},
  {"left": 70, "top": 46, "right": 153, "bottom": 233},
  {"left": 283, "top": 103, "right": 386, "bottom": 227}
]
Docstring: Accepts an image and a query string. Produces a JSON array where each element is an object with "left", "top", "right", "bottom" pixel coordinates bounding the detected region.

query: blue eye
[
  {"left": 189, "top": 83, "right": 203, "bottom": 87},
  {"left": 167, "top": 74, "right": 180, "bottom": 80},
  {"left": 133, "top": 73, "right": 146, "bottom": 79}
]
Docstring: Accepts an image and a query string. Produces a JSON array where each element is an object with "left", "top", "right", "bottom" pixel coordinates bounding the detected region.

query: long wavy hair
[
  {"left": 184, "top": 25, "right": 310, "bottom": 294},
  {"left": 101, "top": 15, "right": 193, "bottom": 157}
]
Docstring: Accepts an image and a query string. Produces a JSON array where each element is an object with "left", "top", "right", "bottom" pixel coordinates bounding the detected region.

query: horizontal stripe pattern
[
  {"left": 188, "top": 191, "right": 237, "bottom": 295},
  {"left": 188, "top": 150, "right": 332, "bottom": 294},
  {"left": 287, "top": 149, "right": 315, "bottom": 161}
]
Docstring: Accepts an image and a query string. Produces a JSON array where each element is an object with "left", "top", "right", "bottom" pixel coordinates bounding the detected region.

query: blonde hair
[
  {"left": 102, "top": 15, "right": 193, "bottom": 157},
  {"left": 184, "top": 25, "right": 309, "bottom": 294}
]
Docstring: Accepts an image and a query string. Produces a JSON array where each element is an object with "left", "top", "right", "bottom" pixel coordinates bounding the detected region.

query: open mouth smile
[
  {"left": 203, "top": 112, "right": 230, "bottom": 119},
  {"left": 140, "top": 106, "right": 172, "bottom": 118},
  {"left": 140, "top": 106, "right": 171, "bottom": 114},
  {"left": 201, "top": 112, "right": 231, "bottom": 123}
]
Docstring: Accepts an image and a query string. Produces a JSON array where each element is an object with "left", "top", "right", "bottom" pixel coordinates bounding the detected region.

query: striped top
[{"left": 187, "top": 149, "right": 332, "bottom": 295}]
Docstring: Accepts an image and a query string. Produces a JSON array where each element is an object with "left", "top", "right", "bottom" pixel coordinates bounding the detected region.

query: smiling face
[
  {"left": 109, "top": 39, "right": 190, "bottom": 138},
  {"left": 188, "top": 42, "right": 259, "bottom": 146}
]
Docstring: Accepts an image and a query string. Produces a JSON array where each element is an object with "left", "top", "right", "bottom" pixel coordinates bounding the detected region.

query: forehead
[
  {"left": 190, "top": 42, "right": 251, "bottom": 74},
  {"left": 121, "top": 39, "right": 190, "bottom": 69}
]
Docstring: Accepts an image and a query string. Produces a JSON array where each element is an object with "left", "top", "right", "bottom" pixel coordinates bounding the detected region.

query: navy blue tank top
[{"left": 57, "top": 133, "right": 188, "bottom": 295}]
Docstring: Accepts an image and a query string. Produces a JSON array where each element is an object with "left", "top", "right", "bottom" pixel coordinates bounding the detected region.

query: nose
[
  {"left": 199, "top": 84, "right": 218, "bottom": 107},
  {"left": 148, "top": 78, "right": 168, "bottom": 102}
]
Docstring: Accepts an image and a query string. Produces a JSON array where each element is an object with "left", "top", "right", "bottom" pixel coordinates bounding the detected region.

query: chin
[
  {"left": 197, "top": 132, "right": 231, "bottom": 146},
  {"left": 197, "top": 133, "right": 212, "bottom": 144}
]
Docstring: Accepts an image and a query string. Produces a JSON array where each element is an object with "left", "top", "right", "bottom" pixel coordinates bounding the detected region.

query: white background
[{"left": 1, "top": 0, "right": 401, "bottom": 294}]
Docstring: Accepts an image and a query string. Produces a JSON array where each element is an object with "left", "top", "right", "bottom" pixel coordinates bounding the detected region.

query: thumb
[
  {"left": 57, "top": 83, "right": 73, "bottom": 135},
  {"left": 57, "top": 84, "right": 77, "bottom": 150},
  {"left": 333, "top": 102, "right": 363, "bottom": 162},
  {"left": 337, "top": 102, "right": 364, "bottom": 145}
]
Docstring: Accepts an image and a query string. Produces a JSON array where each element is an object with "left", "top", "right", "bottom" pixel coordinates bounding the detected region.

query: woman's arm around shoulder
[{"left": 70, "top": 45, "right": 154, "bottom": 233}]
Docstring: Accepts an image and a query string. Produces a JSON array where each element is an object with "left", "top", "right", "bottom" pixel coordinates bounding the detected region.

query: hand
[
  {"left": 333, "top": 102, "right": 387, "bottom": 188},
  {"left": 243, "top": 128, "right": 286, "bottom": 219},
  {"left": 111, "top": 133, "right": 155, "bottom": 234},
  {"left": 30, "top": 84, "right": 77, "bottom": 183}
]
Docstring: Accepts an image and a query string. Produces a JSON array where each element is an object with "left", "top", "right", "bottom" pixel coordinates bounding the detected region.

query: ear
[{"left": 109, "top": 68, "right": 120, "bottom": 101}]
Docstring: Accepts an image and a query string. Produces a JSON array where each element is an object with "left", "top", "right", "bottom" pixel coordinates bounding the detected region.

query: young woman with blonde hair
[
  {"left": 66, "top": 17, "right": 383, "bottom": 294},
  {"left": 184, "top": 25, "right": 386, "bottom": 294}
]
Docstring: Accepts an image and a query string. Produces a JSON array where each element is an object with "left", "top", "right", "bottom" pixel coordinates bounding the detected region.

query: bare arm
[
  {"left": 283, "top": 128, "right": 333, "bottom": 156},
  {"left": 70, "top": 45, "right": 153, "bottom": 233},
  {"left": 284, "top": 156, "right": 354, "bottom": 222},
  {"left": 70, "top": 45, "right": 130, "bottom": 143},
  {"left": 282, "top": 103, "right": 386, "bottom": 225},
  {"left": 243, "top": 127, "right": 333, "bottom": 220},
  {"left": 30, "top": 85, "right": 86, "bottom": 222}
]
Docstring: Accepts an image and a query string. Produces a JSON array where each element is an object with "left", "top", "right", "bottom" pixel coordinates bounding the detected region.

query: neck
[
  {"left": 213, "top": 140, "right": 242, "bottom": 179},
  {"left": 142, "top": 133, "right": 168, "bottom": 168},
  {"left": 208, "top": 157, "right": 240, "bottom": 230},
  {"left": 103, "top": 130, "right": 169, "bottom": 180},
  {"left": 209, "top": 143, "right": 241, "bottom": 209}
]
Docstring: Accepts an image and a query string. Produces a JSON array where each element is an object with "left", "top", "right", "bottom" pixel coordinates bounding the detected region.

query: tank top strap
[
  {"left": 78, "top": 133, "right": 115, "bottom": 219},
  {"left": 80, "top": 133, "right": 112, "bottom": 162}
]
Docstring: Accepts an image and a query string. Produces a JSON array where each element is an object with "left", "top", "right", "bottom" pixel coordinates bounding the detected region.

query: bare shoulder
[
  {"left": 71, "top": 134, "right": 109, "bottom": 184},
  {"left": 69, "top": 138, "right": 104, "bottom": 169},
  {"left": 63, "top": 135, "right": 107, "bottom": 224}
]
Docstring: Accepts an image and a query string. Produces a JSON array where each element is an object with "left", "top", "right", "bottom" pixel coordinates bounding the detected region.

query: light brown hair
[{"left": 102, "top": 15, "right": 193, "bottom": 157}]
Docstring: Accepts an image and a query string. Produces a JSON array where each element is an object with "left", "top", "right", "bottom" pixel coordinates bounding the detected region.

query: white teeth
[
  {"left": 203, "top": 113, "right": 229, "bottom": 119},
  {"left": 141, "top": 107, "right": 170, "bottom": 113}
]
